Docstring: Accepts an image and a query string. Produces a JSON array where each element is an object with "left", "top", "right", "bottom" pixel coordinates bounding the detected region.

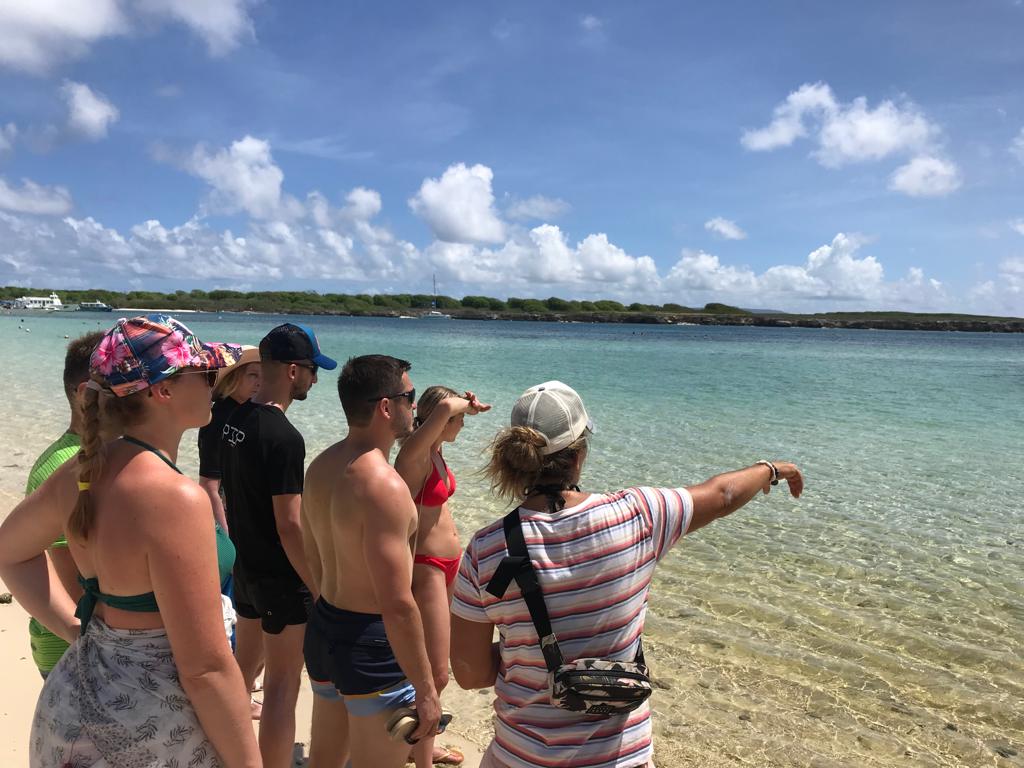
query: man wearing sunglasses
[
  {"left": 220, "top": 322, "right": 337, "bottom": 768},
  {"left": 301, "top": 355, "right": 441, "bottom": 767}
]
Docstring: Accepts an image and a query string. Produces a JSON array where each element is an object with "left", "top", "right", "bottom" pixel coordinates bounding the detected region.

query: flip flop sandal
[{"left": 432, "top": 746, "right": 464, "bottom": 765}]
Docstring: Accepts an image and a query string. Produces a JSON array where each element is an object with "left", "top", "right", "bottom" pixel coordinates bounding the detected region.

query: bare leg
[
  {"left": 235, "top": 615, "right": 264, "bottom": 689},
  {"left": 234, "top": 616, "right": 264, "bottom": 718},
  {"left": 411, "top": 564, "right": 456, "bottom": 768},
  {"left": 347, "top": 709, "right": 415, "bottom": 768},
  {"left": 259, "top": 623, "right": 305, "bottom": 768},
  {"left": 307, "top": 695, "right": 349, "bottom": 768}
]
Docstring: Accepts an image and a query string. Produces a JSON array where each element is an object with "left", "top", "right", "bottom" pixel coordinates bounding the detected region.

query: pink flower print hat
[{"left": 90, "top": 314, "right": 242, "bottom": 397}]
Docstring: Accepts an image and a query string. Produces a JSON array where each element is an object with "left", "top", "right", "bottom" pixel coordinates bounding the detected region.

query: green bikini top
[{"left": 75, "top": 435, "right": 236, "bottom": 634}]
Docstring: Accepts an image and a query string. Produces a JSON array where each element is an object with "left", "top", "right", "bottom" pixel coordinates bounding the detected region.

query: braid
[{"left": 68, "top": 386, "right": 105, "bottom": 539}]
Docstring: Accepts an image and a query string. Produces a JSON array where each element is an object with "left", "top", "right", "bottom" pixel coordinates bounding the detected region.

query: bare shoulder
[
  {"left": 123, "top": 468, "right": 212, "bottom": 540},
  {"left": 350, "top": 452, "right": 413, "bottom": 511},
  {"left": 305, "top": 440, "right": 347, "bottom": 484}
]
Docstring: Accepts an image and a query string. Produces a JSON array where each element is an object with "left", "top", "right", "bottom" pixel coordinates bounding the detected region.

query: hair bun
[{"left": 501, "top": 426, "right": 546, "bottom": 473}]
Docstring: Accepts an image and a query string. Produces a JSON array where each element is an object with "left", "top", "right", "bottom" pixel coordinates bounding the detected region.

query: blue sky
[{"left": 1, "top": 1, "right": 1023, "bottom": 314}]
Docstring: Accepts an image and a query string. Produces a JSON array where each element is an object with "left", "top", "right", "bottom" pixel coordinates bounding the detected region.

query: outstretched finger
[{"left": 787, "top": 471, "right": 804, "bottom": 498}]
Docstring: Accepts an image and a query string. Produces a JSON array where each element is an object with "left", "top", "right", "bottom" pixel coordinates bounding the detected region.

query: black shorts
[
  {"left": 234, "top": 572, "right": 311, "bottom": 635},
  {"left": 303, "top": 598, "right": 411, "bottom": 698}
]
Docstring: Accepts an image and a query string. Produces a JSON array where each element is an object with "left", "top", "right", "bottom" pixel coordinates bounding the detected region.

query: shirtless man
[{"left": 302, "top": 355, "right": 441, "bottom": 768}]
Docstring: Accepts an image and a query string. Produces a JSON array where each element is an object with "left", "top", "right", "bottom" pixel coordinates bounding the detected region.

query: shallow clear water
[{"left": 2, "top": 312, "right": 1022, "bottom": 766}]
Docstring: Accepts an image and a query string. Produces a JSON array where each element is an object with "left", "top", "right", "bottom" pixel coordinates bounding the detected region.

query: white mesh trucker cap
[{"left": 510, "top": 381, "right": 594, "bottom": 455}]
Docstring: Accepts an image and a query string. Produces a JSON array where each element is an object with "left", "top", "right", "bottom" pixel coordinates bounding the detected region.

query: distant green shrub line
[
  {"left": 1, "top": 287, "right": 1016, "bottom": 323},
  {"left": 0, "top": 286, "right": 753, "bottom": 316}
]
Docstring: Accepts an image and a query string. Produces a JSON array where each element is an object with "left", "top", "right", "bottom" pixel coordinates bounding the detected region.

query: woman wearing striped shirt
[{"left": 450, "top": 381, "right": 803, "bottom": 768}]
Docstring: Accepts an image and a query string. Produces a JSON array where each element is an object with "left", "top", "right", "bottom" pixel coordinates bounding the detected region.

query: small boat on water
[
  {"left": 421, "top": 274, "right": 451, "bottom": 319},
  {"left": 13, "top": 292, "right": 64, "bottom": 311},
  {"left": 78, "top": 300, "right": 113, "bottom": 312}
]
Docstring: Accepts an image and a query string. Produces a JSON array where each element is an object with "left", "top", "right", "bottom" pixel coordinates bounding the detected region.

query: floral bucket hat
[{"left": 90, "top": 314, "right": 242, "bottom": 397}]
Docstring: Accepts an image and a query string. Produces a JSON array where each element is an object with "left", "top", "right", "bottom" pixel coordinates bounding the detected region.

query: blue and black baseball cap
[{"left": 259, "top": 323, "right": 338, "bottom": 370}]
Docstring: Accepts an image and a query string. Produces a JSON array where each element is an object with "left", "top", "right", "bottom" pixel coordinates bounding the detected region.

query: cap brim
[
  {"left": 312, "top": 352, "right": 338, "bottom": 371},
  {"left": 191, "top": 342, "right": 243, "bottom": 371}
]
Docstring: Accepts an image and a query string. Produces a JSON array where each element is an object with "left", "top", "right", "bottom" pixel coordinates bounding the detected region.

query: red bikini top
[{"left": 414, "top": 454, "right": 456, "bottom": 507}]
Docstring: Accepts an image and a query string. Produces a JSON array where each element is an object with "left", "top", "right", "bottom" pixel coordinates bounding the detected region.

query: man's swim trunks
[{"left": 304, "top": 597, "right": 416, "bottom": 716}]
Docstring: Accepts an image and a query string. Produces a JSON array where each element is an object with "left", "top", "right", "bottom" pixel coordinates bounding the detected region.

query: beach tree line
[{"left": 0, "top": 286, "right": 750, "bottom": 316}]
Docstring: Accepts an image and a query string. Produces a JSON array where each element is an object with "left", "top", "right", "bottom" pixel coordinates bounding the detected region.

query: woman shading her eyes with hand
[{"left": 395, "top": 386, "right": 490, "bottom": 767}]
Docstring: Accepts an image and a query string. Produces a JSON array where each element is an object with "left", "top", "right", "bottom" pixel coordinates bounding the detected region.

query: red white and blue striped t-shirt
[{"left": 452, "top": 487, "right": 693, "bottom": 768}]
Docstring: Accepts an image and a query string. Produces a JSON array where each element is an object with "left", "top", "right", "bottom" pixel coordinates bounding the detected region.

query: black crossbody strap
[{"left": 485, "top": 509, "right": 565, "bottom": 671}]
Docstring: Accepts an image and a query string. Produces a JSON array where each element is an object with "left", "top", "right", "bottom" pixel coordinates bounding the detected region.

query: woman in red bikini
[{"left": 396, "top": 386, "right": 490, "bottom": 767}]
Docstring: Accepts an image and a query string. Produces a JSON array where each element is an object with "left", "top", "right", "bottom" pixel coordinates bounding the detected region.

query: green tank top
[{"left": 76, "top": 435, "right": 237, "bottom": 633}]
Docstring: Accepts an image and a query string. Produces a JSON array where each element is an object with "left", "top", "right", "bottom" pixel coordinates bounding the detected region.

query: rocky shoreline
[{"left": 310, "top": 309, "right": 1024, "bottom": 333}]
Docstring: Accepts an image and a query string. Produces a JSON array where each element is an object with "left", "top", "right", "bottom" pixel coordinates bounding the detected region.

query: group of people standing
[{"left": 0, "top": 313, "right": 803, "bottom": 768}]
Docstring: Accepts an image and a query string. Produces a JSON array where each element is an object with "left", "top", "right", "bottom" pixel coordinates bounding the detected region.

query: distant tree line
[{"left": 0, "top": 286, "right": 751, "bottom": 316}]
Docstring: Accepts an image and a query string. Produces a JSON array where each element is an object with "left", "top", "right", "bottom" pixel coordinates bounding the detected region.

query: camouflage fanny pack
[{"left": 486, "top": 506, "right": 653, "bottom": 716}]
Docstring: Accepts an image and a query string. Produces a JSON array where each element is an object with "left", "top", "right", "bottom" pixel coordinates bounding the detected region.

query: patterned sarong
[{"left": 31, "top": 618, "right": 222, "bottom": 768}]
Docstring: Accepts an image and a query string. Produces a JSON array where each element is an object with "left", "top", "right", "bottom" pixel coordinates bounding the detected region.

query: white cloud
[
  {"left": 741, "top": 82, "right": 835, "bottom": 151},
  {"left": 1011, "top": 128, "right": 1024, "bottom": 164},
  {"left": 814, "top": 97, "right": 936, "bottom": 168},
  {"left": 137, "top": 0, "right": 255, "bottom": 56},
  {"left": 0, "top": 177, "right": 73, "bottom": 215},
  {"left": 409, "top": 162, "right": 506, "bottom": 244},
  {"left": 665, "top": 249, "right": 759, "bottom": 294},
  {"left": 506, "top": 195, "right": 570, "bottom": 221},
  {"left": 0, "top": 155, "right": 965, "bottom": 313},
  {"left": 581, "top": 15, "right": 604, "bottom": 32},
  {"left": 343, "top": 187, "right": 383, "bottom": 221},
  {"left": 0, "top": 0, "right": 125, "bottom": 74},
  {"left": 969, "top": 258, "right": 1024, "bottom": 317},
  {"left": 61, "top": 81, "right": 120, "bottom": 140},
  {"left": 663, "top": 233, "right": 946, "bottom": 310},
  {"left": 0, "top": 123, "right": 16, "bottom": 153},
  {"left": 704, "top": 216, "right": 747, "bottom": 240},
  {"left": 888, "top": 155, "right": 961, "bottom": 197},
  {"left": 0, "top": 0, "right": 253, "bottom": 74},
  {"left": 743, "top": 82, "right": 940, "bottom": 167},
  {"left": 185, "top": 135, "right": 300, "bottom": 220},
  {"left": 1010, "top": 218, "right": 1024, "bottom": 236},
  {"left": 425, "top": 224, "right": 657, "bottom": 290},
  {"left": 742, "top": 82, "right": 960, "bottom": 196}
]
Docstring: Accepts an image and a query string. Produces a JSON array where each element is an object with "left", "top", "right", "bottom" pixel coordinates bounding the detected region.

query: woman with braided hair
[{"left": 0, "top": 315, "right": 261, "bottom": 768}]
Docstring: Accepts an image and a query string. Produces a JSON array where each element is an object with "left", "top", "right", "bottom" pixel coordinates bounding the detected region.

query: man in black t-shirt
[{"left": 220, "top": 323, "right": 337, "bottom": 768}]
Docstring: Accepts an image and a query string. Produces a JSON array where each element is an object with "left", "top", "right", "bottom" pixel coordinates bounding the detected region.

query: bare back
[
  {"left": 304, "top": 438, "right": 418, "bottom": 613},
  {"left": 66, "top": 442, "right": 220, "bottom": 631}
]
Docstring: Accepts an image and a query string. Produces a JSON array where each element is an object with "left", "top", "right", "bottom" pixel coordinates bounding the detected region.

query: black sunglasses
[
  {"left": 285, "top": 360, "right": 318, "bottom": 375},
  {"left": 366, "top": 388, "right": 416, "bottom": 404}
]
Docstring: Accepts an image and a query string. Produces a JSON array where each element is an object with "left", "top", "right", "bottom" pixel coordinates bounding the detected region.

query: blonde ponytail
[{"left": 485, "top": 426, "right": 587, "bottom": 502}]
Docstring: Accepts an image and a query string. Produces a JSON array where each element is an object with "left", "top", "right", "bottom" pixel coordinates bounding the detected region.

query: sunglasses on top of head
[{"left": 366, "top": 388, "right": 416, "bottom": 404}]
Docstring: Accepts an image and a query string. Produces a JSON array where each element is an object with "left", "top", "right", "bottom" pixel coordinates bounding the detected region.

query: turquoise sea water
[{"left": 2, "top": 312, "right": 1022, "bottom": 766}]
